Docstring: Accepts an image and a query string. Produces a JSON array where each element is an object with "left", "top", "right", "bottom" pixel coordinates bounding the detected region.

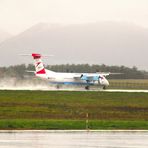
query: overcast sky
[{"left": 0, "top": 0, "right": 148, "bottom": 34}]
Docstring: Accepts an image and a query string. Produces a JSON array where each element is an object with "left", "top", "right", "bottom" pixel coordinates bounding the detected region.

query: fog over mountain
[
  {"left": 0, "top": 22, "right": 148, "bottom": 70},
  {"left": 0, "top": 30, "right": 12, "bottom": 43}
]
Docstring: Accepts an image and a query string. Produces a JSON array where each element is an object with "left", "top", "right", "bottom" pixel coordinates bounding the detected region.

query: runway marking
[
  {"left": 1, "top": 86, "right": 148, "bottom": 92},
  {"left": 104, "top": 89, "right": 148, "bottom": 93},
  {"left": 0, "top": 130, "right": 148, "bottom": 133}
]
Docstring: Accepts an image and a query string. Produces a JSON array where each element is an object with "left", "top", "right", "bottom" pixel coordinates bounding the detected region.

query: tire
[{"left": 85, "top": 86, "right": 90, "bottom": 90}]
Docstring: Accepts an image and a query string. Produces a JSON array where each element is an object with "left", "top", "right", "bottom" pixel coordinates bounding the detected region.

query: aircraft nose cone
[
  {"left": 107, "top": 81, "right": 109, "bottom": 86},
  {"left": 105, "top": 80, "right": 109, "bottom": 86}
]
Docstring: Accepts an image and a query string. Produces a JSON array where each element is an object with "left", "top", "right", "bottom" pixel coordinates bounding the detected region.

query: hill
[
  {"left": 0, "top": 22, "right": 148, "bottom": 70},
  {"left": 0, "top": 30, "right": 12, "bottom": 43}
]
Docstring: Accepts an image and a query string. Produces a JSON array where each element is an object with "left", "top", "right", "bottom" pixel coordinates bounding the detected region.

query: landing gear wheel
[
  {"left": 103, "top": 86, "right": 106, "bottom": 90},
  {"left": 56, "top": 85, "right": 60, "bottom": 89},
  {"left": 85, "top": 86, "right": 90, "bottom": 90}
]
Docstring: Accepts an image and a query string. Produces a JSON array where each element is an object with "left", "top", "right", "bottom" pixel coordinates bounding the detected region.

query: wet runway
[
  {"left": 0, "top": 130, "right": 148, "bottom": 148},
  {"left": 104, "top": 89, "right": 148, "bottom": 93},
  {"left": 1, "top": 85, "right": 148, "bottom": 93}
]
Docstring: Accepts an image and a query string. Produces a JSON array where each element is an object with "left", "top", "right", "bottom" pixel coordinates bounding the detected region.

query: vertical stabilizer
[{"left": 32, "top": 53, "right": 46, "bottom": 75}]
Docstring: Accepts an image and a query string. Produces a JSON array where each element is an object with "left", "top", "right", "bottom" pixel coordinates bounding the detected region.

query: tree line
[{"left": 0, "top": 64, "right": 148, "bottom": 79}]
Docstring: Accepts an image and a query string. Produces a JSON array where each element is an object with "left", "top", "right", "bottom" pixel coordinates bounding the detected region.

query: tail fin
[{"left": 32, "top": 53, "right": 46, "bottom": 75}]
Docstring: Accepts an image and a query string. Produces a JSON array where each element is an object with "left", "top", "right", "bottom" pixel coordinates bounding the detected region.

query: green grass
[
  {"left": 0, "top": 90, "right": 148, "bottom": 129},
  {"left": 0, "top": 119, "right": 147, "bottom": 130}
]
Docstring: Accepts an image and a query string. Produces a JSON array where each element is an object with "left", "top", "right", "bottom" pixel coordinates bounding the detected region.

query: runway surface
[
  {"left": 0, "top": 85, "right": 148, "bottom": 92},
  {"left": 0, "top": 130, "right": 148, "bottom": 148},
  {"left": 104, "top": 89, "right": 148, "bottom": 93}
]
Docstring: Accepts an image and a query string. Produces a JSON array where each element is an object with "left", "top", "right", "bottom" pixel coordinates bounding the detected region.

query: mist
[
  {"left": 0, "top": 77, "right": 86, "bottom": 91},
  {"left": 0, "top": 77, "right": 50, "bottom": 90}
]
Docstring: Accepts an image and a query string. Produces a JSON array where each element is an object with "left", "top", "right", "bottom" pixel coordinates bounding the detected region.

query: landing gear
[
  {"left": 56, "top": 85, "right": 60, "bottom": 89},
  {"left": 103, "top": 86, "right": 106, "bottom": 90},
  {"left": 85, "top": 85, "right": 90, "bottom": 90}
]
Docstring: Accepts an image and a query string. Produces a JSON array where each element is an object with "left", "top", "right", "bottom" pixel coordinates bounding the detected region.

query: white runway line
[
  {"left": 1, "top": 87, "right": 148, "bottom": 92},
  {"left": 0, "top": 130, "right": 147, "bottom": 148},
  {"left": 104, "top": 89, "right": 148, "bottom": 93}
]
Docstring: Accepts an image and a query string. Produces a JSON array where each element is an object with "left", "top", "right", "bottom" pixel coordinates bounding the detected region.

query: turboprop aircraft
[{"left": 30, "top": 53, "right": 111, "bottom": 90}]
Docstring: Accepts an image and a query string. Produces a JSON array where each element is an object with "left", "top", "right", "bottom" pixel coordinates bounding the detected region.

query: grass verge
[
  {"left": 0, "top": 90, "right": 147, "bottom": 129},
  {"left": 0, "top": 119, "right": 147, "bottom": 130}
]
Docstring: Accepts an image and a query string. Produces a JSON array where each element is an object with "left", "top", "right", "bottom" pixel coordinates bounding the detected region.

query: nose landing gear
[{"left": 103, "top": 86, "right": 106, "bottom": 90}]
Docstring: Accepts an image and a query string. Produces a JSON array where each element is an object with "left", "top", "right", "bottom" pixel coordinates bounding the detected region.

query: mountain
[
  {"left": 0, "top": 30, "right": 12, "bottom": 43},
  {"left": 0, "top": 22, "right": 148, "bottom": 70}
]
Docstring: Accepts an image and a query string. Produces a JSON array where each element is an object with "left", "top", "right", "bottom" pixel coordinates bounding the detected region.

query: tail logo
[{"left": 32, "top": 53, "right": 46, "bottom": 75}]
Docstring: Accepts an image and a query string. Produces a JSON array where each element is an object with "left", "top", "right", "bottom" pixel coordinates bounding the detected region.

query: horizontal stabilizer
[
  {"left": 20, "top": 53, "right": 54, "bottom": 58},
  {"left": 26, "top": 70, "right": 35, "bottom": 73}
]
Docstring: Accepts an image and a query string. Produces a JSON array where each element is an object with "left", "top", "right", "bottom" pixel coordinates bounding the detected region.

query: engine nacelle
[
  {"left": 80, "top": 74, "right": 109, "bottom": 87},
  {"left": 80, "top": 75, "right": 99, "bottom": 81}
]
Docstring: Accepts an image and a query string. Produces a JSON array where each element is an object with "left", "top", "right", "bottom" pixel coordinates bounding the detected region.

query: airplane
[{"left": 29, "top": 53, "right": 111, "bottom": 90}]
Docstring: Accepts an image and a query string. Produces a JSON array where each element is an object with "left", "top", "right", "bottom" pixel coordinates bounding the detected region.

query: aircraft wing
[
  {"left": 96, "top": 72, "right": 123, "bottom": 77},
  {"left": 98, "top": 72, "right": 110, "bottom": 77}
]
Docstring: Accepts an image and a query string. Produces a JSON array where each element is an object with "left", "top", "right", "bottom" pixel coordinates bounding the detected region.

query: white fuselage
[{"left": 36, "top": 69, "right": 109, "bottom": 87}]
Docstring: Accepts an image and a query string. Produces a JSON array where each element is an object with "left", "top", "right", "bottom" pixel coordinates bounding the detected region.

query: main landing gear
[
  {"left": 85, "top": 85, "right": 90, "bottom": 90},
  {"left": 56, "top": 85, "right": 60, "bottom": 89}
]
